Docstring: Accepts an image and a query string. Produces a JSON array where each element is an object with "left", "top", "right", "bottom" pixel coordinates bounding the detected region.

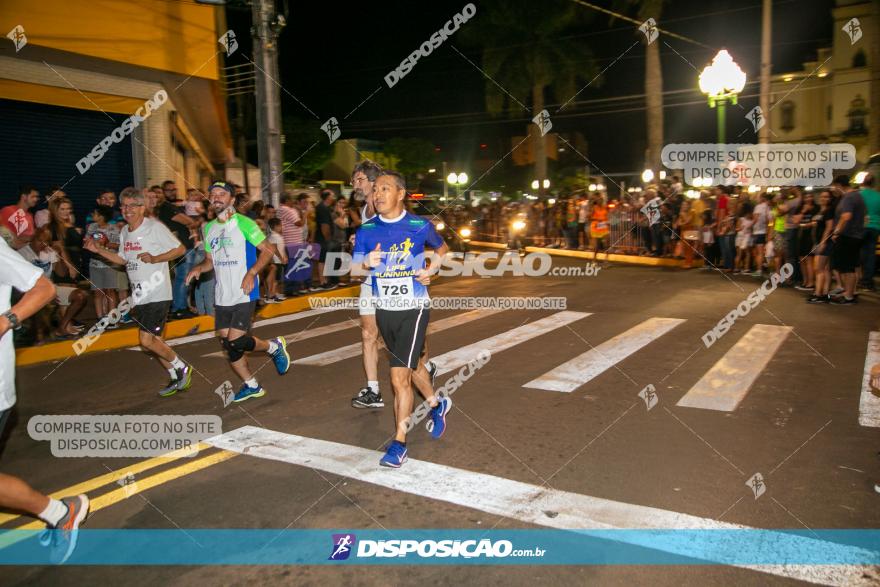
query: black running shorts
[
  {"left": 132, "top": 301, "right": 171, "bottom": 335},
  {"left": 376, "top": 307, "right": 430, "bottom": 369}
]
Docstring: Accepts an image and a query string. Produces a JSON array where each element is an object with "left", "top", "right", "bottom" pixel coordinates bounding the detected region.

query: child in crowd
[
  {"left": 265, "top": 218, "right": 287, "bottom": 304},
  {"left": 85, "top": 205, "right": 121, "bottom": 325},
  {"left": 735, "top": 201, "right": 754, "bottom": 273}
]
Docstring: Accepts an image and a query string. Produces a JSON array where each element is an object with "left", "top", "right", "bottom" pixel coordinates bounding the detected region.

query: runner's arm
[
  {"left": 84, "top": 238, "right": 126, "bottom": 265},
  {"left": 185, "top": 251, "right": 213, "bottom": 284}
]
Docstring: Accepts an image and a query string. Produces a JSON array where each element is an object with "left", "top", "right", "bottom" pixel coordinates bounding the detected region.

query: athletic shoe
[
  {"left": 233, "top": 382, "right": 265, "bottom": 402},
  {"left": 274, "top": 294, "right": 287, "bottom": 301},
  {"left": 41, "top": 495, "right": 89, "bottom": 564},
  {"left": 794, "top": 284, "right": 813, "bottom": 291},
  {"left": 426, "top": 360, "right": 438, "bottom": 388},
  {"left": 264, "top": 296, "right": 279, "bottom": 304},
  {"left": 807, "top": 294, "right": 830, "bottom": 304},
  {"left": 427, "top": 396, "right": 452, "bottom": 439},
  {"left": 830, "top": 296, "right": 857, "bottom": 305},
  {"left": 269, "top": 337, "right": 290, "bottom": 375},
  {"left": 158, "top": 376, "right": 181, "bottom": 397},
  {"left": 875, "top": 483, "right": 880, "bottom": 494},
  {"left": 322, "top": 283, "right": 338, "bottom": 290},
  {"left": 829, "top": 287, "right": 844, "bottom": 296},
  {"left": 308, "top": 286, "right": 322, "bottom": 292},
  {"left": 379, "top": 440, "right": 408, "bottom": 468},
  {"left": 748, "top": 271, "right": 763, "bottom": 278},
  {"left": 351, "top": 387, "right": 384, "bottom": 408},
  {"left": 175, "top": 364, "right": 193, "bottom": 392}
]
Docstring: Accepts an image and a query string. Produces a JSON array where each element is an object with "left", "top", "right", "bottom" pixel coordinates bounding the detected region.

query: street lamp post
[
  {"left": 699, "top": 49, "right": 746, "bottom": 144},
  {"left": 447, "top": 171, "right": 468, "bottom": 200}
]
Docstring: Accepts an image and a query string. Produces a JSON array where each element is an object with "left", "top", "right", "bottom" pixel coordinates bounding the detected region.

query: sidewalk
[
  {"left": 469, "top": 241, "right": 704, "bottom": 268},
  {"left": 15, "top": 285, "right": 360, "bottom": 367}
]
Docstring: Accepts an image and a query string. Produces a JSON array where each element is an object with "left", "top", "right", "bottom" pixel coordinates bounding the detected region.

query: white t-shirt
[
  {"left": 268, "top": 232, "right": 286, "bottom": 264},
  {"left": 0, "top": 238, "right": 41, "bottom": 411},
  {"left": 203, "top": 213, "right": 266, "bottom": 307},
  {"left": 753, "top": 201, "right": 769, "bottom": 235},
  {"left": 119, "top": 217, "right": 180, "bottom": 305},
  {"left": 18, "top": 245, "right": 58, "bottom": 278}
]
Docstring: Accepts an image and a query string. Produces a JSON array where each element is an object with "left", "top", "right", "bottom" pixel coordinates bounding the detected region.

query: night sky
[{"left": 226, "top": 0, "right": 835, "bottom": 185}]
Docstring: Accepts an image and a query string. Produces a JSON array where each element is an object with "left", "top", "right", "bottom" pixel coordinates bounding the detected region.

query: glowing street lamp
[
  {"left": 699, "top": 49, "right": 746, "bottom": 143},
  {"left": 447, "top": 171, "right": 468, "bottom": 198},
  {"left": 530, "top": 179, "right": 550, "bottom": 191},
  {"left": 641, "top": 169, "right": 654, "bottom": 183}
]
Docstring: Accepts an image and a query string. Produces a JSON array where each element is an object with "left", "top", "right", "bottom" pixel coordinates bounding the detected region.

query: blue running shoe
[
  {"left": 427, "top": 396, "right": 452, "bottom": 439},
  {"left": 270, "top": 337, "right": 290, "bottom": 375},
  {"left": 234, "top": 382, "right": 265, "bottom": 403},
  {"left": 379, "top": 440, "right": 408, "bottom": 468}
]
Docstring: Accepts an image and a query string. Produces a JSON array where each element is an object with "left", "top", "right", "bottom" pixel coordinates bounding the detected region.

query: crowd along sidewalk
[{"left": 15, "top": 285, "right": 361, "bottom": 367}]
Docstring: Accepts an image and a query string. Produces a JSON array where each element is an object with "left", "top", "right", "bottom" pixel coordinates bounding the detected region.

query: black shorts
[
  {"left": 0, "top": 408, "right": 9, "bottom": 439},
  {"left": 132, "top": 301, "right": 171, "bottom": 335},
  {"left": 215, "top": 301, "right": 257, "bottom": 332},
  {"left": 752, "top": 233, "right": 766, "bottom": 246},
  {"left": 832, "top": 235, "right": 862, "bottom": 273},
  {"left": 376, "top": 307, "right": 430, "bottom": 369}
]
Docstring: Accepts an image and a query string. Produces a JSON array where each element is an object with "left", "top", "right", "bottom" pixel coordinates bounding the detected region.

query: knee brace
[{"left": 222, "top": 335, "right": 255, "bottom": 362}]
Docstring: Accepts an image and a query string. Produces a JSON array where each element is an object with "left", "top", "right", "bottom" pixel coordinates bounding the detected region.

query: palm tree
[
  {"left": 614, "top": 0, "right": 668, "bottom": 173},
  {"left": 463, "top": 1, "right": 598, "bottom": 196}
]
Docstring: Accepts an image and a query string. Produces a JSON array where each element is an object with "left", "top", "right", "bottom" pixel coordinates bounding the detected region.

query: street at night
[{"left": 1, "top": 0, "right": 879, "bottom": 585}]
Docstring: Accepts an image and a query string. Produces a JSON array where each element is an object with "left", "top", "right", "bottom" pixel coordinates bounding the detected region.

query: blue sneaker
[
  {"left": 270, "top": 337, "right": 290, "bottom": 375},
  {"left": 379, "top": 440, "right": 408, "bottom": 468},
  {"left": 427, "top": 396, "right": 452, "bottom": 439},
  {"left": 233, "top": 382, "right": 265, "bottom": 403}
]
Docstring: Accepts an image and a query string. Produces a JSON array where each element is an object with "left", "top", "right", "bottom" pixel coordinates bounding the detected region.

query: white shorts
[
  {"left": 56, "top": 285, "right": 78, "bottom": 306},
  {"left": 359, "top": 282, "right": 376, "bottom": 317}
]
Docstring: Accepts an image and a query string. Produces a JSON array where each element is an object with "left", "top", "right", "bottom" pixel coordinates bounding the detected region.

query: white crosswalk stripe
[
  {"left": 676, "top": 324, "right": 792, "bottom": 412},
  {"left": 523, "top": 317, "right": 685, "bottom": 393},
  {"left": 431, "top": 311, "right": 591, "bottom": 376},
  {"left": 207, "top": 426, "right": 878, "bottom": 586},
  {"left": 293, "top": 309, "right": 503, "bottom": 366},
  {"left": 858, "top": 331, "right": 880, "bottom": 427}
]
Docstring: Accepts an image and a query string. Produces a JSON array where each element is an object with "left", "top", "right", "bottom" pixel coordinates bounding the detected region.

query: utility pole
[
  {"left": 759, "top": 0, "right": 772, "bottom": 144},
  {"left": 252, "top": 0, "right": 285, "bottom": 207}
]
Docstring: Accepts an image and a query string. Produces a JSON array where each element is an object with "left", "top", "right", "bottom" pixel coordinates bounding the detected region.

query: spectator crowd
[
  {"left": 468, "top": 174, "right": 879, "bottom": 304},
  {"left": 1, "top": 181, "right": 366, "bottom": 346}
]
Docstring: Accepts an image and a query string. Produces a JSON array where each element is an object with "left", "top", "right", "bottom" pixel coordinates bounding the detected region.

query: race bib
[
  {"left": 597, "top": 222, "right": 609, "bottom": 230},
  {"left": 376, "top": 276, "right": 415, "bottom": 308}
]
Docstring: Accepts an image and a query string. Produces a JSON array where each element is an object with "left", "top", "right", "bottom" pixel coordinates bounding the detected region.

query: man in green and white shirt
[{"left": 186, "top": 182, "right": 291, "bottom": 402}]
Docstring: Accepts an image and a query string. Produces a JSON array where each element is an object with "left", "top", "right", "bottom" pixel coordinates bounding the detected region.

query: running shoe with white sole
[
  {"left": 234, "top": 383, "right": 265, "bottom": 402},
  {"left": 379, "top": 440, "right": 407, "bottom": 468},
  {"left": 352, "top": 387, "right": 384, "bottom": 408},
  {"left": 41, "top": 495, "right": 89, "bottom": 564},
  {"left": 270, "top": 337, "right": 290, "bottom": 375},
  {"left": 158, "top": 364, "right": 193, "bottom": 397},
  {"left": 426, "top": 396, "right": 452, "bottom": 439}
]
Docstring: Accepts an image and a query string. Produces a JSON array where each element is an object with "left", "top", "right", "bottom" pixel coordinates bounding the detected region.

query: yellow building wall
[{"left": 2, "top": 0, "right": 220, "bottom": 80}]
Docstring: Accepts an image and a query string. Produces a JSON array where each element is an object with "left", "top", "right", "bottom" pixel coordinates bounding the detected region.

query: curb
[
  {"left": 16, "top": 285, "right": 360, "bottom": 367},
  {"left": 469, "top": 241, "right": 702, "bottom": 268}
]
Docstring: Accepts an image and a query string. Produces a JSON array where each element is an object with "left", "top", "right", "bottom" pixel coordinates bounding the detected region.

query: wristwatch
[{"left": 3, "top": 310, "right": 21, "bottom": 330}]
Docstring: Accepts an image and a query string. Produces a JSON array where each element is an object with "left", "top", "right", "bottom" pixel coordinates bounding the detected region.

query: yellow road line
[
  {"left": 0, "top": 449, "right": 237, "bottom": 552},
  {"left": 0, "top": 443, "right": 212, "bottom": 526}
]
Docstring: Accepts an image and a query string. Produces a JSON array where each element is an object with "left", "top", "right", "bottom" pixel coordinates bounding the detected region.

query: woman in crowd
[
  {"left": 808, "top": 190, "right": 837, "bottom": 303},
  {"left": 48, "top": 197, "right": 87, "bottom": 337},
  {"left": 795, "top": 192, "right": 818, "bottom": 291}
]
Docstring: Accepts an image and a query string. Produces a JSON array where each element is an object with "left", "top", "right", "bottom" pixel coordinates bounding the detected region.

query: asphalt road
[{"left": 2, "top": 254, "right": 879, "bottom": 585}]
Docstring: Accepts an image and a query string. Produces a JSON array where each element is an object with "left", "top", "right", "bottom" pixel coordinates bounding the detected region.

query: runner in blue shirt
[{"left": 352, "top": 171, "right": 450, "bottom": 468}]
